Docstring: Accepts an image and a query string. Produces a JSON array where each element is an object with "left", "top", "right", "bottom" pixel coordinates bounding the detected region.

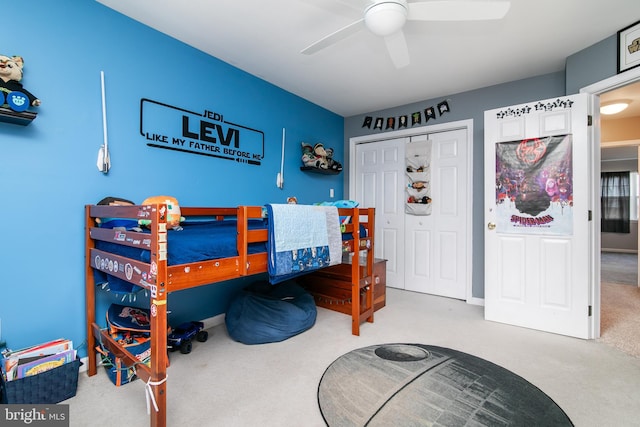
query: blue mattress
[
  {"left": 96, "top": 219, "right": 268, "bottom": 265},
  {"left": 94, "top": 219, "right": 267, "bottom": 292}
]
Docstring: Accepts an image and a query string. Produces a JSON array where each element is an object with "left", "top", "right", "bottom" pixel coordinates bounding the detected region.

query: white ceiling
[{"left": 96, "top": 0, "right": 640, "bottom": 117}]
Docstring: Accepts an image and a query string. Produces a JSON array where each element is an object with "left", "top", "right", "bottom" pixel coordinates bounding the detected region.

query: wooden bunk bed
[{"left": 84, "top": 203, "right": 375, "bottom": 427}]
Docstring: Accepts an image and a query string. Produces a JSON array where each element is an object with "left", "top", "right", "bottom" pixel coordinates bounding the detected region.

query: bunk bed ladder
[
  {"left": 85, "top": 204, "right": 169, "bottom": 427},
  {"left": 147, "top": 204, "right": 169, "bottom": 427},
  {"left": 351, "top": 207, "right": 375, "bottom": 336},
  {"left": 84, "top": 205, "right": 98, "bottom": 377}
]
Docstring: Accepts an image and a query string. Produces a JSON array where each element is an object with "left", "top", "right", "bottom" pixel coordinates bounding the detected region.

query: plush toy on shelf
[
  {"left": 301, "top": 142, "right": 343, "bottom": 172},
  {"left": 0, "top": 55, "right": 40, "bottom": 112},
  {"left": 312, "top": 143, "right": 329, "bottom": 169},
  {"left": 325, "top": 147, "right": 343, "bottom": 171},
  {"left": 301, "top": 142, "right": 327, "bottom": 169},
  {"left": 301, "top": 142, "right": 317, "bottom": 167}
]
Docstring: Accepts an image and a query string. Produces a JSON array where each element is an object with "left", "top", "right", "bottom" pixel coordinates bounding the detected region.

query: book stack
[{"left": 1, "top": 338, "right": 75, "bottom": 382}]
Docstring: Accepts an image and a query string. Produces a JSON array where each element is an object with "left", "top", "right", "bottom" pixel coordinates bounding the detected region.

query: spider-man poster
[{"left": 495, "top": 134, "right": 573, "bottom": 235}]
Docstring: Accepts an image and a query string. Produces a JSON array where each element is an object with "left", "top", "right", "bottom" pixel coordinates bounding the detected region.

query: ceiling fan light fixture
[
  {"left": 364, "top": 0, "right": 408, "bottom": 37},
  {"left": 600, "top": 100, "right": 630, "bottom": 115}
]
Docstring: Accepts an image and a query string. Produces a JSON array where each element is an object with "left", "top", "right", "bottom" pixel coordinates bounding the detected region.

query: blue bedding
[
  {"left": 96, "top": 219, "right": 267, "bottom": 264},
  {"left": 266, "top": 204, "right": 342, "bottom": 284},
  {"left": 94, "top": 219, "right": 267, "bottom": 293}
]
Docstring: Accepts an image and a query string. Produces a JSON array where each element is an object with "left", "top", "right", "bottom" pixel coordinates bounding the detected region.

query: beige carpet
[
  {"left": 68, "top": 288, "right": 640, "bottom": 427},
  {"left": 601, "top": 252, "right": 638, "bottom": 286},
  {"left": 599, "top": 282, "right": 640, "bottom": 358}
]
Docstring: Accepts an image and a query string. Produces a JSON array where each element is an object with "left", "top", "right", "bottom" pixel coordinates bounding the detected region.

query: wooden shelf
[
  {"left": 300, "top": 166, "right": 341, "bottom": 175},
  {"left": 0, "top": 107, "right": 37, "bottom": 126}
]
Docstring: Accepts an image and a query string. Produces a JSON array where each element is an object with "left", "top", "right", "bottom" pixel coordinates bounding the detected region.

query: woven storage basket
[{"left": 1, "top": 359, "right": 80, "bottom": 404}]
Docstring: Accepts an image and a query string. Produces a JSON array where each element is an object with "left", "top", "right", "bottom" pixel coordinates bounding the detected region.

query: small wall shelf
[
  {"left": 0, "top": 107, "right": 37, "bottom": 126},
  {"left": 300, "top": 166, "right": 341, "bottom": 175}
]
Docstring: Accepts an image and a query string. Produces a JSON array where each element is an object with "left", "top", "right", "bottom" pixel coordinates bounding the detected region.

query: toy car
[{"left": 167, "top": 321, "right": 208, "bottom": 354}]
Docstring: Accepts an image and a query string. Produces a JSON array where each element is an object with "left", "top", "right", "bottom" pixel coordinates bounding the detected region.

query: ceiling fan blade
[
  {"left": 384, "top": 30, "right": 410, "bottom": 69},
  {"left": 301, "top": 18, "right": 365, "bottom": 55},
  {"left": 407, "top": 1, "right": 511, "bottom": 21}
]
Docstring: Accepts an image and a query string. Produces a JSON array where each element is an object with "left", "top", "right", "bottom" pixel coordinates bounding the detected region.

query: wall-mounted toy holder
[
  {"left": 405, "top": 139, "right": 433, "bottom": 216},
  {"left": 0, "top": 55, "right": 40, "bottom": 126},
  {"left": 0, "top": 104, "right": 37, "bottom": 125},
  {"left": 299, "top": 142, "right": 342, "bottom": 174}
]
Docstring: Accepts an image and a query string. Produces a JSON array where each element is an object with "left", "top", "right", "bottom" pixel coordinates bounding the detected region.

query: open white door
[{"left": 484, "top": 94, "right": 593, "bottom": 339}]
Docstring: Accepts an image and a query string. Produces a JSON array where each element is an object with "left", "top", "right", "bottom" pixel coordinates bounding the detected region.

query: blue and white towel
[{"left": 266, "top": 204, "right": 342, "bottom": 284}]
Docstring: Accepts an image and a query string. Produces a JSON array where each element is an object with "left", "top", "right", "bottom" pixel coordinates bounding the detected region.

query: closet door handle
[{"left": 487, "top": 222, "right": 496, "bottom": 230}]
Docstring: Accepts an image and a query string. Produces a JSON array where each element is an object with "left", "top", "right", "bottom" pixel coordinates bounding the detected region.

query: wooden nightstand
[{"left": 297, "top": 258, "right": 387, "bottom": 315}]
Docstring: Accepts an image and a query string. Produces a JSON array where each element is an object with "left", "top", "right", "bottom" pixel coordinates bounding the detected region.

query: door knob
[{"left": 487, "top": 222, "right": 496, "bottom": 230}]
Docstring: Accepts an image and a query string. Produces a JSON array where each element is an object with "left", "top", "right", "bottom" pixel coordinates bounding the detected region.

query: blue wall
[{"left": 1, "top": 1, "right": 344, "bottom": 355}]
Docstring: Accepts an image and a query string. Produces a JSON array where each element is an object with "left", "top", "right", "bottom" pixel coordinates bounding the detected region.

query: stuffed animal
[
  {"left": 313, "top": 143, "right": 329, "bottom": 169},
  {"left": 95, "top": 196, "right": 139, "bottom": 230},
  {"left": 325, "top": 147, "right": 343, "bottom": 171},
  {"left": 0, "top": 55, "right": 40, "bottom": 110},
  {"left": 139, "top": 196, "right": 184, "bottom": 230},
  {"left": 301, "top": 142, "right": 318, "bottom": 168},
  {"left": 407, "top": 195, "right": 432, "bottom": 204},
  {"left": 301, "top": 142, "right": 343, "bottom": 171}
]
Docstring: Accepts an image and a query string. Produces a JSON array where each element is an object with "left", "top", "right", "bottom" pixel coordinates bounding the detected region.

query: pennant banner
[{"left": 362, "top": 99, "right": 451, "bottom": 131}]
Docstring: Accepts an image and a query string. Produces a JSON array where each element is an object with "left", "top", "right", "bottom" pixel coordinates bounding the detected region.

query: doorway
[
  {"left": 599, "top": 141, "right": 640, "bottom": 356},
  {"left": 582, "top": 66, "right": 640, "bottom": 346}
]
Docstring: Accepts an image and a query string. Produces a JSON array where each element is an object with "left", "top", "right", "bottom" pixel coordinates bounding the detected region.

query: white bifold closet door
[
  {"left": 354, "top": 137, "right": 407, "bottom": 289},
  {"left": 404, "top": 130, "right": 468, "bottom": 299},
  {"left": 353, "top": 128, "right": 469, "bottom": 299}
]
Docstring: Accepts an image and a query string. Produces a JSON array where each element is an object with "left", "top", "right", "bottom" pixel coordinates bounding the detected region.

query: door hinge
[
  {"left": 588, "top": 305, "right": 593, "bottom": 316},
  {"left": 588, "top": 210, "right": 592, "bottom": 221},
  {"left": 588, "top": 115, "right": 593, "bottom": 126}
]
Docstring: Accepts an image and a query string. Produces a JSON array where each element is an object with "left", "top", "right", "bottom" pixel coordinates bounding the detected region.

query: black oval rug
[{"left": 318, "top": 344, "right": 573, "bottom": 427}]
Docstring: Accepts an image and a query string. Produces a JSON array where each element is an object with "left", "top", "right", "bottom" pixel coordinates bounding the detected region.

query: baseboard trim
[
  {"left": 201, "top": 313, "right": 226, "bottom": 330},
  {"left": 467, "top": 297, "right": 484, "bottom": 306},
  {"left": 79, "top": 356, "right": 90, "bottom": 373},
  {"left": 601, "top": 248, "right": 638, "bottom": 254}
]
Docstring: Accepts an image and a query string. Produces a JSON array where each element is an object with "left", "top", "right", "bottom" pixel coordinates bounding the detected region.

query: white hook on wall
[
  {"left": 277, "top": 127, "right": 285, "bottom": 188},
  {"left": 97, "top": 70, "right": 111, "bottom": 173}
]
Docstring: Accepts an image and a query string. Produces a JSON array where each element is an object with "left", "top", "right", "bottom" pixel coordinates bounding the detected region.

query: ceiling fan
[{"left": 301, "top": 0, "right": 511, "bottom": 69}]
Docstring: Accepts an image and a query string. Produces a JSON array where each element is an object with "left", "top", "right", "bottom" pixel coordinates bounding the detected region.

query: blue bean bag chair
[{"left": 225, "top": 280, "right": 317, "bottom": 344}]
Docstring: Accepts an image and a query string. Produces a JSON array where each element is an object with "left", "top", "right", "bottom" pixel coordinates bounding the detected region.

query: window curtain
[{"left": 601, "top": 171, "right": 630, "bottom": 233}]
